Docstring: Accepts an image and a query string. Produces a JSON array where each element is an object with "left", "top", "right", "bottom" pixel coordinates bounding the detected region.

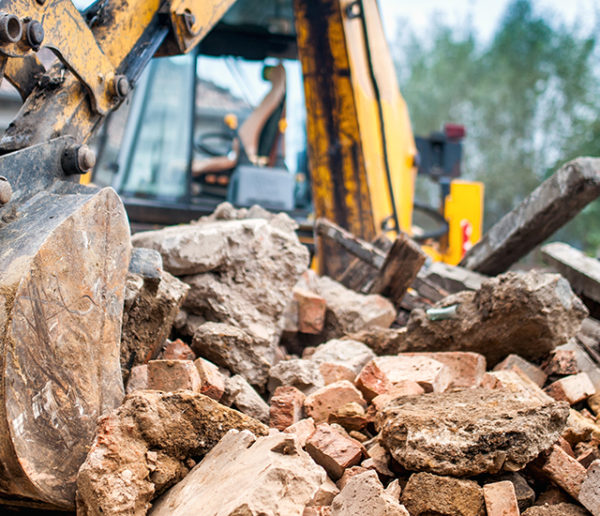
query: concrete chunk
[
  {"left": 221, "top": 375, "right": 270, "bottom": 424},
  {"left": 310, "top": 339, "right": 375, "bottom": 375},
  {"left": 579, "top": 459, "right": 600, "bottom": 515},
  {"left": 378, "top": 388, "right": 569, "bottom": 476}
]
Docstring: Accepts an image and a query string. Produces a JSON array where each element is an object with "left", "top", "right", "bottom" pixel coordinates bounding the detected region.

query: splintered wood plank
[
  {"left": 460, "top": 158, "right": 600, "bottom": 275},
  {"left": 370, "top": 232, "right": 427, "bottom": 304},
  {"left": 339, "top": 235, "right": 392, "bottom": 293}
]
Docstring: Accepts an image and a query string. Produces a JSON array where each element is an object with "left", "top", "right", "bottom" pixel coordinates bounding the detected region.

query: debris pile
[{"left": 7, "top": 201, "right": 600, "bottom": 515}]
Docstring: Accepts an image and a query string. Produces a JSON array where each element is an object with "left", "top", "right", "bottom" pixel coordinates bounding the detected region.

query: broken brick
[
  {"left": 305, "top": 423, "right": 363, "bottom": 480},
  {"left": 304, "top": 381, "right": 366, "bottom": 423},
  {"left": 494, "top": 354, "right": 547, "bottom": 387},
  {"left": 483, "top": 481, "right": 520, "bottom": 516},
  {"left": 537, "top": 444, "right": 587, "bottom": 499},
  {"left": 147, "top": 360, "right": 201, "bottom": 392},
  {"left": 162, "top": 339, "right": 196, "bottom": 361},
  {"left": 319, "top": 362, "right": 356, "bottom": 385},
  {"left": 542, "top": 349, "right": 580, "bottom": 376},
  {"left": 193, "top": 357, "right": 225, "bottom": 401},
  {"left": 269, "top": 385, "right": 305, "bottom": 431},
  {"left": 544, "top": 372, "right": 596, "bottom": 404},
  {"left": 294, "top": 287, "right": 327, "bottom": 334}
]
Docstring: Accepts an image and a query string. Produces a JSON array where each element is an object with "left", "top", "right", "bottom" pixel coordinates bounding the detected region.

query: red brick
[
  {"left": 147, "top": 359, "right": 201, "bottom": 392},
  {"left": 545, "top": 372, "right": 596, "bottom": 404},
  {"left": 404, "top": 352, "right": 486, "bottom": 388},
  {"left": 371, "top": 382, "right": 425, "bottom": 411},
  {"left": 126, "top": 364, "right": 148, "bottom": 394},
  {"left": 305, "top": 423, "right": 363, "bottom": 480},
  {"left": 356, "top": 356, "right": 450, "bottom": 401},
  {"left": 483, "top": 481, "right": 519, "bottom": 516},
  {"left": 194, "top": 357, "right": 225, "bottom": 401},
  {"left": 304, "top": 381, "right": 366, "bottom": 423},
  {"left": 494, "top": 354, "right": 547, "bottom": 387},
  {"left": 284, "top": 417, "right": 316, "bottom": 447},
  {"left": 543, "top": 349, "right": 580, "bottom": 376},
  {"left": 577, "top": 447, "right": 600, "bottom": 468},
  {"left": 162, "top": 338, "right": 196, "bottom": 360},
  {"left": 294, "top": 287, "right": 327, "bottom": 334},
  {"left": 538, "top": 444, "right": 587, "bottom": 499},
  {"left": 319, "top": 362, "right": 356, "bottom": 385},
  {"left": 269, "top": 385, "right": 305, "bottom": 431}
]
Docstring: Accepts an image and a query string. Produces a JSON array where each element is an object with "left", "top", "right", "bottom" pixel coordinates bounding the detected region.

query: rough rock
[
  {"left": 480, "top": 369, "right": 554, "bottom": 405},
  {"left": 269, "top": 359, "right": 325, "bottom": 395},
  {"left": 402, "top": 352, "right": 486, "bottom": 389},
  {"left": 378, "top": 388, "right": 569, "bottom": 476},
  {"left": 404, "top": 271, "right": 588, "bottom": 365},
  {"left": 121, "top": 270, "right": 189, "bottom": 378},
  {"left": 304, "top": 381, "right": 366, "bottom": 423},
  {"left": 494, "top": 354, "right": 547, "bottom": 387},
  {"left": 301, "top": 271, "right": 396, "bottom": 339},
  {"left": 522, "top": 504, "right": 589, "bottom": 516},
  {"left": 221, "top": 375, "right": 270, "bottom": 424},
  {"left": 150, "top": 430, "right": 328, "bottom": 516},
  {"left": 310, "top": 339, "right": 376, "bottom": 375},
  {"left": 579, "top": 459, "right": 600, "bottom": 516},
  {"left": 328, "top": 402, "right": 368, "bottom": 432},
  {"left": 192, "top": 322, "right": 271, "bottom": 390},
  {"left": 330, "top": 470, "right": 409, "bottom": 515},
  {"left": 147, "top": 360, "right": 201, "bottom": 393},
  {"left": 542, "top": 349, "right": 580, "bottom": 376},
  {"left": 126, "top": 365, "right": 148, "bottom": 394},
  {"left": 401, "top": 473, "right": 485, "bottom": 516},
  {"left": 76, "top": 391, "right": 268, "bottom": 516},
  {"left": 284, "top": 418, "right": 317, "bottom": 447},
  {"left": 347, "top": 327, "right": 410, "bottom": 356}
]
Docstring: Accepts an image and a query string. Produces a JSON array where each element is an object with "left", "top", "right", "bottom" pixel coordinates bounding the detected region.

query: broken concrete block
[
  {"left": 336, "top": 466, "right": 369, "bottom": 490},
  {"left": 401, "top": 472, "right": 485, "bottom": 516},
  {"left": 270, "top": 386, "right": 305, "bottom": 431},
  {"left": 193, "top": 357, "right": 225, "bottom": 401},
  {"left": 150, "top": 430, "right": 327, "bottom": 516},
  {"left": 385, "top": 479, "right": 402, "bottom": 501},
  {"left": 330, "top": 470, "right": 409, "bottom": 516},
  {"left": 371, "top": 382, "right": 425, "bottom": 411},
  {"left": 305, "top": 423, "right": 363, "bottom": 480},
  {"left": 221, "top": 375, "right": 270, "bottom": 424},
  {"left": 304, "top": 381, "right": 366, "bottom": 423},
  {"left": 310, "top": 339, "right": 375, "bottom": 375},
  {"left": 126, "top": 364, "right": 148, "bottom": 394},
  {"left": 162, "top": 339, "right": 195, "bottom": 361},
  {"left": 295, "top": 287, "right": 327, "bottom": 334},
  {"left": 579, "top": 459, "right": 600, "bottom": 515},
  {"left": 543, "top": 349, "right": 580, "bottom": 376},
  {"left": 121, "top": 269, "right": 190, "bottom": 378},
  {"left": 192, "top": 322, "right": 273, "bottom": 390},
  {"left": 76, "top": 391, "right": 268, "bottom": 516},
  {"left": 405, "top": 271, "right": 588, "bottom": 366},
  {"left": 347, "top": 327, "right": 409, "bottom": 355},
  {"left": 545, "top": 372, "right": 596, "bottom": 404},
  {"left": 308, "top": 476, "right": 340, "bottom": 507},
  {"left": 302, "top": 271, "right": 396, "bottom": 339},
  {"left": 284, "top": 418, "right": 316, "bottom": 447},
  {"left": 356, "top": 356, "right": 450, "bottom": 400},
  {"left": 494, "top": 354, "right": 547, "bottom": 387},
  {"left": 402, "top": 352, "right": 486, "bottom": 389},
  {"left": 362, "top": 441, "right": 394, "bottom": 477},
  {"left": 378, "top": 388, "right": 569, "bottom": 476},
  {"left": 147, "top": 360, "right": 201, "bottom": 393},
  {"left": 522, "top": 504, "right": 589, "bottom": 516},
  {"left": 483, "top": 481, "right": 519, "bottom": 516},
  {"left": 537, "top": 444, "right": 587, "bottom": 499},
  {"left": 268, "top": 358, "right": 325, "bottom": 395},
  {"left": 319, "top": 362, "right": 356, "bottom": 385}
]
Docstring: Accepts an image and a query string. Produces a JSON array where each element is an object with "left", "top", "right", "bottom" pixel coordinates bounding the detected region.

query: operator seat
[{"left": 191, "top": 64, "right": 286, "bottom": 181}]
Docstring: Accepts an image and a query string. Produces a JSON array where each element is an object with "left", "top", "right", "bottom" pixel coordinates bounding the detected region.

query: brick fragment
[
  {"left": 494, "top": 354, "right": 547, "bottom": 387},
  {"left": 162, "top": 339, "right": 195, "bottom": 360},
  {"left": 543, "top": 348, "right": 580, "bottom": 375},
  {"left": 303, "top": 507, "right": 332, "bottom": 516},
  {"left": 269, "top": 386, "right": 305, "bottom": 431},
  {"left": 319, "top": 362, "right": 356, "bottom": 385},
  {"left": 194, "top": 357, "right": 225, "bottom": 401},
  {"left": 538, "top": 444, "right": 587, "bottom": 499},
  {"left": 328, "top": 402, "right": 367, "bottom": 432},
  {"left": 545, "top": 372, "right": 596, "bottom": 404},
  {"left": 579, "top": 459, "right": 600, "bottom": 516},
  {"left": 336, "top": 466, "right": 368, "bottom": 490},
  {"left": 304, "top": 380, "right": 366, "bottom": 423},
  {"left": 371, "top": 382, "right": 425, "bottom": 412},
  {"left": 404, "top": 351, "right": 486, "bottom": 388},
  {"left": 126, "top": 364, "right": 148, "bottom": 394},
  {"left": 284, "top": 417, "right": 316, "bottom": 448},
  {"left": 147, "top": 359, "right": 201, "bottom": 392},
  {"left": 294, "top": 287, "right": 327, "bottom": 334},
  {"left": 305, "top": 423, "right": 363, "bottom": 480},
  {"left": 483, "top": 481, "right": 519, "bottom": 516}
]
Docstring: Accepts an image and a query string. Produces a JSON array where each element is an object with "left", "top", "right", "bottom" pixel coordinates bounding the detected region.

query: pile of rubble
[{"left": 61, "top": 201, "right": 600, "bottom": 516}]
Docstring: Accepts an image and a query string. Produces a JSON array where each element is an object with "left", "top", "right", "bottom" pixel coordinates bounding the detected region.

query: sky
[{"left": 379, "top": 0, "right": 598, "bottom": 43}]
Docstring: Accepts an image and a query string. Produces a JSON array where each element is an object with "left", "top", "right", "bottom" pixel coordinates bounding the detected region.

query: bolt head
[
  {"left": 26, "top": 20, "right": 44, "bottom": 49},
  {"left": 0, "top": 14, "right": 22, "bottom": 44},
  {"left": 77, "top": 146, "right": 96, "bottom": 172},
  {"left": 113, "top": 75, "right": 130, "bottom": 98}
]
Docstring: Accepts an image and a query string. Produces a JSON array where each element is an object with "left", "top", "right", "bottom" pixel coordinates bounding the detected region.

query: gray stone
[
  {"left": 221, "top": 375, "right": 270, "bottom": 424},
  {"left": 310, "top": 339, "right": 375, "bottom": 375},
  {"left": 150, "top": 430, "right": 328, "bottom": 516},
  {"left": 405, "top": 271, "right": 588, "bottom": 366},
  {"left": 378, "top": 388, "right": 569, "bottom": 477},
  {"left": 268, "top": 359, "right": 325, "bottom": 395}
]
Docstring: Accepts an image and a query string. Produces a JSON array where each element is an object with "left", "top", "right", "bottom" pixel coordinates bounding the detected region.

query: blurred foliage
[{"left": 392, "top": 0, "right": 600, "bottom": 253}]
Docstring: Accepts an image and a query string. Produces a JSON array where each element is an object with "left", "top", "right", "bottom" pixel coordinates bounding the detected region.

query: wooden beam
[{"left": 460, "top": 158, "right": 600, "bottom": 275}]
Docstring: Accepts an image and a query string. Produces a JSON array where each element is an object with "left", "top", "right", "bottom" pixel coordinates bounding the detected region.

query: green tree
[{"left": 393, "top": 0, "right": 600, "bottom": 250}]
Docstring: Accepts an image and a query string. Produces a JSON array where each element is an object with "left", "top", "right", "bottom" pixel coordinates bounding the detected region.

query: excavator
[{"left": 0, "top": 0, "right": 482, "bottom": 510}]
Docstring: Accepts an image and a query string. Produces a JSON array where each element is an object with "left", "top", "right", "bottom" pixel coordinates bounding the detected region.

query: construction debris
[{"left": 6, "top": 202, "right": 600, "bottom": 515}]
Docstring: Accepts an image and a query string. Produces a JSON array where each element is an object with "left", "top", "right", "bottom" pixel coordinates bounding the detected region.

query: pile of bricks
[{"left": 66, "top": 204, "right": 600, "bottom": 514}]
